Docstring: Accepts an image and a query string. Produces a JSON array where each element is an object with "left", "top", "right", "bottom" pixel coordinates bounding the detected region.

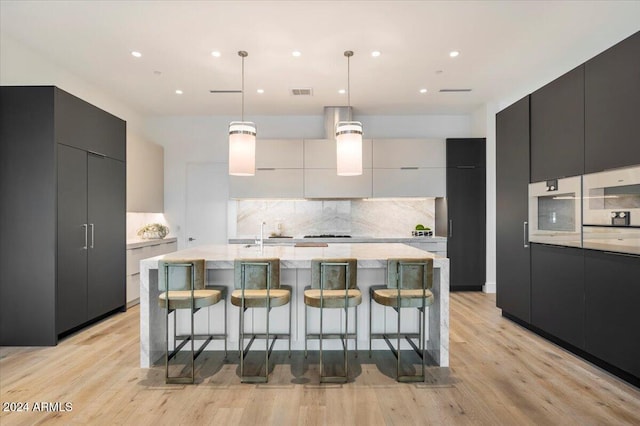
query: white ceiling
[{"left": 1, "top": 1, "right": 639, "bottom": 117}]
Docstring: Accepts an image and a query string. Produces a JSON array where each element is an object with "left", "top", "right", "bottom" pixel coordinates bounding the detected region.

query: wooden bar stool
[
  {"left": 304, "top": 258, "right": 361, "bottom": 383},
  {"left": 231, "top": 258, "right": 291, "bottom": 383},
  {"left": 369, "top": 258, "right": 433, "bottom": 382},
  {"left": 158, "top": 259, "right": 227, "bottom": 384}
]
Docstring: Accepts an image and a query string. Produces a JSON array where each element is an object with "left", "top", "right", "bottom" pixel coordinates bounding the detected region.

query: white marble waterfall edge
[{"left": 140, "top": 243, "right": 449, "bottom": 369}]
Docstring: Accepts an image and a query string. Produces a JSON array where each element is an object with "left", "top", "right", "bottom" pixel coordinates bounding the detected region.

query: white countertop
[
  {"left": 126, "top": 237, "right": 177, "bottom": 250},
  {"left": 229, "top": 236, "right": 447, "bottom": 245},
  {"left": 142, "top": 242, "right": 448, "bottom": 269}
]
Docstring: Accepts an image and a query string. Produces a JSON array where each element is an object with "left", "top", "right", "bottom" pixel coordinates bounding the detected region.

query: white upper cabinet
[
  {"left": 372, "top": 139, "right": 446, "bottom": 197},
  {"left": 304, "top": 139, "right": 373, "bottom": 169},
  {"left": 372, "top": 139, "right": 445, "bottom": 168},
  {"left": 303, "top": 139, "right": 372, "bottom": 198},
  {"left": 230, "top": 139, "right": 304, "bottom": 198},
  {"left": 256, "top": 139, "right": 303, "bottom": 169}
]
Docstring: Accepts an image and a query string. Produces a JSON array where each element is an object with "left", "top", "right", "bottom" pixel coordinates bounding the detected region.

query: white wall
[{"left": 145, "top": 114, "right": 472, "bottom": 248}]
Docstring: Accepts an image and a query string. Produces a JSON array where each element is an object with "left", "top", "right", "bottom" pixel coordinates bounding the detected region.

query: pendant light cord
[
  {"left": 347, "top": 54, "right": 351, "bottom": 121},
  {"left": 241, "top": 54, "right": 245, "bottom": 122}
]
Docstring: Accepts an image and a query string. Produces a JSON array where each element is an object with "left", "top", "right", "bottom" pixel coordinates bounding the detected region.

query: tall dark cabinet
[
  {"left": 496, "top": 96, "right": 531, "bottom": 323},
  {"left": 530, "top": 65, "right": 585, "bottom": 182},
  {"left": 0, "top": 86, "right": 126, "bottom": 346},
  {"left": 446, "top": 138, "right": 486, "bottom": 291},
  {"left": 585, "top": 31, "right": 640, "bottom": 173}
]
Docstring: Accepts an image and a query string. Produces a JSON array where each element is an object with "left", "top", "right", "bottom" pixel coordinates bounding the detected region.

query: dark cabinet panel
[
  {"left": 530, "top": 65, "right": 585, "bottom": 182},
  {"left": 55, "top": 88, "right": 126, "bottom": 161},
  {"left": 0, "top": 86, "right": 57, "bottom": 346},
  {"left": 584, "top": 250, "right": 640, "bottom": 378},
  {"left": 531, "top": 244, "right": 585, "bottom": 349},
  {"left": 496, "top": 96, "right": 531, "bottom": 322},
  {"left": 445, "top": 138, "right": 486, "bottom": 167},
  {"left": 585, "top": 31, "right": 640, "bottom": 173},
  {"left": 87, "top": 155, "right": 126, "bottom": 318},
  {"left": 56, "top": 145, "right": 89, "bottom": 333},
  {"left": 446, "top": 138, "right": 486, "bottom": 291}
]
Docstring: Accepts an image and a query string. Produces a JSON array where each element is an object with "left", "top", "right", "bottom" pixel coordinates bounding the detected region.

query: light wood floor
[{"left": 1, "top": 292, "right": 639, "bottom": 425}]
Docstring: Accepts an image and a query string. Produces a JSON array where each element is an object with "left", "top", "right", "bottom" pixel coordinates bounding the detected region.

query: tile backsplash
[{"left": 233, "top": 198, "right": 436, "bottom": 238}]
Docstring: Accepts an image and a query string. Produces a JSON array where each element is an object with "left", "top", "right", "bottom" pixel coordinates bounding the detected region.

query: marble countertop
[
  {"left": 141, "top": 242, "right": 448, "bottom": 269},
  {"left": 127, "top": 237, "right": 177, "bottom": 250},
  {"left": 229, "top": 236, "right": 447, "bottom": 245}
]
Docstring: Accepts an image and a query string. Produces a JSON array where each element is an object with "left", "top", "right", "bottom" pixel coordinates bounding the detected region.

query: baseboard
[
  {"left": 127, "top": 298, "right": 140, "bottom": 309},
  {"left": 483, "top": 282, "right": 496, "bottom": 294}
]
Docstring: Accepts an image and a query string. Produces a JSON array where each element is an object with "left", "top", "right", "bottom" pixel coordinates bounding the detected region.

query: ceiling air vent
[
  {"left": 439, "top": 88, "right": 472, "bottom": 93},
  {"left": 291, "top": 88, "right": 313, "bottom": 96}
]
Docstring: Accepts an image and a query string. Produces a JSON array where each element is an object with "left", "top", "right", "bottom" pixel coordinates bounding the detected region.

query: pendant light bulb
[
  {"left": 336, "top": 50, "right": 363, "bottom": 176},
  {"left": 229, "top": 51, "right": 257, "bottom": 176}
]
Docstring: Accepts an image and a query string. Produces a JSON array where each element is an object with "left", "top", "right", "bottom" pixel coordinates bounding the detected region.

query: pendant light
[
  {"left": 336, "top": 50, "right": 363, "bottom": 176},
  {"left": 229, "top": 51, "right": 257, "bottom": 176}
]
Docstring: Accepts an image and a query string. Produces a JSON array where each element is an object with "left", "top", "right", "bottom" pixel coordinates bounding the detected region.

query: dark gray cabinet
[
  {"left": 0, "top": 86, "right": 126, "bottom": 345},
  {"left": 585, "top": 31, "right": 640, "bottom": 173},
  {"left": 530, "top": 65, "right": 585, "bottom": 182},
  {"left": 531, "top": 244, "right": 585, "bottom": 349},
  {"left": 584, "top": 250, "right": 640, "bottom": 378},
  {"left": 496, "top": 96, "right": 531, "bottom": 323},
  {"left": 446, "top": 138, "right": 486, "bottom": 291}
]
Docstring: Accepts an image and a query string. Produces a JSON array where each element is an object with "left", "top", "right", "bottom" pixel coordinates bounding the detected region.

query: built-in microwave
[
  {"left": 582, "top": 165, "right": 640, "bottom": 255},
  {"left": 528, "top": 175, "right": 582, "bottom": 248}
]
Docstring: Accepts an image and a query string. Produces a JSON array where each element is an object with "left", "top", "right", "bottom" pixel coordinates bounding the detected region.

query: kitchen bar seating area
[{"left": 140, "top": 243, "right": 449, "bottom": 383}]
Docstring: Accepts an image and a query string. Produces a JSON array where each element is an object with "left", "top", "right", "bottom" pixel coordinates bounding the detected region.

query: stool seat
[
  {"left": 304, "top": 288, "right": 362, "bottom": 308},
  {"left": 371, "top": 286, "right": 434, "bottom": 308},
  {"left": 159, "top": 289, "right": 222, "bottom": 310},
  {"left": 231, "top": 287, "right": 291, "bottom": 308}
]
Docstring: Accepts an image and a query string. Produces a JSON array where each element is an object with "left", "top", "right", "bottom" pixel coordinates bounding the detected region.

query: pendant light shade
[
  {"left": 336, "top": 50, "right": 363, "bottom": 176},
  {"left": 336, "top": 121, "right": 363, "bottom": 176},
  {"left": 229, "top": 121, "right": 257, "bottom": 176},
  {"left": 229, "top": 51, "right": 257, "bottom": 176}
]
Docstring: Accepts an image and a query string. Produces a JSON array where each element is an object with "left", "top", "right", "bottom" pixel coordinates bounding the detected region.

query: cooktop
[{"left": 303, "top": 234, "right": 352, "bottom": 238}]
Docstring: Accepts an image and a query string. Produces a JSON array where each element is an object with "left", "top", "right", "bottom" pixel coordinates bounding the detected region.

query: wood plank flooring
[{"left": 1, "top": 292, "right": 639, "bottom": 425}]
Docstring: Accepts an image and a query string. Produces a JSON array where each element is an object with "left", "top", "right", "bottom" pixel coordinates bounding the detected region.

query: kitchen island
[{"left": 139, "top": 243, "right": 449, "bottom": 369}]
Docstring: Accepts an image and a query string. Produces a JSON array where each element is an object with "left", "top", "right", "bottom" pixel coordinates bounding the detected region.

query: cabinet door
[
  {"left": 585, "top": 31, "right": 640, "bottom": 173},
  {"left": 304, "top": 169, "right": 372, "bottom": 198},
  {"left": 530, "top": 65, "right": 585, "bottom": 182},
  {"left": 87, "top": 154, "right": 126, "bottom": 318},
  {"left": 372, "top": 139, "right": 445, "bottom": 168},
  {"left": 229, "top": 169, "right": 304, "bottom": 198},
  {"left": 256, "top": 139, "right": 303, "bottom": 169},
  {"left": 446, "top": 138, "right": 486, "bottom": 167},
  {"left": 372, "top": 168, "right": 446, "bottom": 197},
  {"left": 55, "top": 88, "right": 126, "bottom": 161},
  {"left": 304, "top": 139, "right": 373, "bottom": 168},
  {"left": 496, "top": 97, "right": 531, "bottom": 322},
  {"left": 584, "top": 250, "right": 640, "bottom": 378},
  {"left": 57, "top": 144, "right": 88, "bottom": 333},
  {"left": 531, "top": 244, "right": 585, "bottom": 349},
  {"left": 447, "top": 167, "right": 485, "bottom": 290}
]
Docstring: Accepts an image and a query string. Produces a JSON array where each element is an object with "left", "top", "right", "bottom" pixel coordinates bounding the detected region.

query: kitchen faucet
[{"left": 256, "top": 221, "right": 266, "bottom": 249}]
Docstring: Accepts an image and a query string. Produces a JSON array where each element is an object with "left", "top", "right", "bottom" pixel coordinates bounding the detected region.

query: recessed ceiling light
[
  {"left": 419, "top": 88, "right": 428, "bottom": 94},
  {"left": 338, "top": 89, "right": 346, "bottom": 94},
  {"left": 211, "top": 51, "right": 221, "bottom": 57},
  {"left": 257, "top": 89, "right": 264, "bottom": 94},
  {"left": 131, "top": 51, "right": 142, "bottom": 58},
  {"left": 175, "top": 89, "right": 183, "bottom": 95},
  {"left": 292, "top": 50, "right": 301, "bottom": 57},
  {"left": 371, "top": 51, "right": 381, "bottom": 57},
  {"left": 449, "top": 51, "right": 460, "bottom": 58}
]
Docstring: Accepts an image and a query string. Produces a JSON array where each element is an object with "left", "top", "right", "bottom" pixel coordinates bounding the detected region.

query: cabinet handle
[
  {"left": 449, "top": 220, "right": 453, "bottom": 238},
  {"left": 89, "top": 223, "right": 95, "bottom": 248},
  {"left": 257, "top": 167, "right": 276, "bottom": 171},
  {"left": 524, "top": 221, "right": 529, "bottom": 248},
  {"left": 82, "top": 224, "right": 88, "bottom": 250},
  {"left": 603, "top": 251, "right": 640, "bottom": 259},
  {"left": 400, "top": 167, "right": 419, "bottom": 170},
  {"left": 88, "top": 150, "right": 106, "bottom": 158}
]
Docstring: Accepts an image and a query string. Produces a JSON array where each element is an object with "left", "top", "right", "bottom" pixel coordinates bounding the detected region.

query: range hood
[{"left": 323, "top": 106, "right": 352, "bottom": 140}]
